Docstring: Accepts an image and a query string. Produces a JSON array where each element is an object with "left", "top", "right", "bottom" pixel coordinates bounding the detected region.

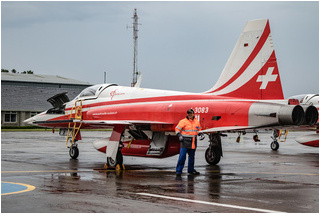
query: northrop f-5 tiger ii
[{"left": 25, "top": 19, "right": 318, "bottom": 169}]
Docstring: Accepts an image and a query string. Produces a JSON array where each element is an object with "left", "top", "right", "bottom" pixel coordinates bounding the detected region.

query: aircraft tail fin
[{"left": 205, "top": 19, "right": 284, "bottom": 100}]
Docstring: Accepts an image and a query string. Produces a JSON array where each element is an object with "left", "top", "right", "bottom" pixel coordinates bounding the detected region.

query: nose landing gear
[{"left": 69, "top": 143, "right": 79, "bottom": 159}]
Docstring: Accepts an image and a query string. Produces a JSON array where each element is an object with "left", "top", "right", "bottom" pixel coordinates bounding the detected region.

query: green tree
[{"left": 22, "top": 70, "right": 34, "bottom": 74}]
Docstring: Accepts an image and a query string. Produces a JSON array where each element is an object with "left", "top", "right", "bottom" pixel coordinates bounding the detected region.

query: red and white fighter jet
[{"left": 25, "top": 19, "right": 318, "bottom": 167}]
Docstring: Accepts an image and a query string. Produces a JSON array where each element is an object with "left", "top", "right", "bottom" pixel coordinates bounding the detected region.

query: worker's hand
[
  {"left": 177, "top": 132, "right": 183, "bottom": 141},
  {"left": 198, "top": 133, "right": 205, "bottom": 141},
  {"left": 179, "top": 136, "right": 183, "bottom": 141}
]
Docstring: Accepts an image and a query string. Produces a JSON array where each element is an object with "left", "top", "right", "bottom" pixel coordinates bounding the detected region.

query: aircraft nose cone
[{"left": 23, "top": 117, "right": 34, "bottom": 125}]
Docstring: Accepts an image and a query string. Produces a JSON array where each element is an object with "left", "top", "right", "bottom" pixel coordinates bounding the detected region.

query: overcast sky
[{"left": 1, "top": 1, "right": 319, "bottom": 97}]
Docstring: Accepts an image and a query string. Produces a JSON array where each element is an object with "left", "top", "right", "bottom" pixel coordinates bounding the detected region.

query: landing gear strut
[
  {"left": 270, "top": 130, "right": 280, "bottom": 151},
  {"left": 104, "top": 125, "right": 126, "bottom": 170},
  {"left": 205, "top": 133, "right": 223, "bottom": 165}
]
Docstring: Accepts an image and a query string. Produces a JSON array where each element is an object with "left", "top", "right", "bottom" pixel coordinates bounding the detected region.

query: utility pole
[{"left": 130, "top": 8, "right": 140, "bottom": 87}]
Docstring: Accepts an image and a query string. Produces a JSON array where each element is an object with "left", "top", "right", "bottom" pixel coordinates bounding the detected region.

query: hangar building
[{"left": 1, "top": 73, "right": 92, "bottom": 127}]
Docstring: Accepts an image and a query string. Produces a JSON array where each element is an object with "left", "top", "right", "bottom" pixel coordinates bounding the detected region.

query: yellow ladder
[
  {"left": 66, "top": 100, "right": 83, "bottom": 148},
  {"left": 278, "top": 130, "right": 289, "bottom": 142}
]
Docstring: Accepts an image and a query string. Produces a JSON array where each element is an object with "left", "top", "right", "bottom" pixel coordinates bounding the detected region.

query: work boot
[
  {"left": 189, "top": 170, "right": 200, "bottom": 175},
  {"left": 176, "top": 172, "right": 181, "bottom": 176}
]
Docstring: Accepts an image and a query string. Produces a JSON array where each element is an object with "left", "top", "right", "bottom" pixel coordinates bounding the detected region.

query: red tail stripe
[{"left": 207, "top": 20, "right": 271, "bottom": 94}]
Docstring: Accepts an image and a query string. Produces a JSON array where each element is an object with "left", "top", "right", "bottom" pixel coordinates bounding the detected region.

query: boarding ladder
[
  {"left": 278, "top": 130, "right": 289, "bottom": 142},
  {"left": 66, "top": 100, "right": 83, "bottom": 148}
]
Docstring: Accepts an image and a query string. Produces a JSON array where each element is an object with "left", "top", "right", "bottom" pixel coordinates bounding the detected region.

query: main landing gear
[
  {"left": 270, "top": 130, "right": 288, "bottom": 151},
  {"left": 270, "top": 140, "right": 279, "bottom": 151},
  {"left": 270, "top": 130, "right": 280, "bottom": 151},
  {"left": 205, "top": 133, "right": 223, "bottom": 165},
  {"left": 105, "top": 148, "right": 125, "bottom": 170},
  {"left": 104, "top": 125, "right": 126, "bottom": 171}
]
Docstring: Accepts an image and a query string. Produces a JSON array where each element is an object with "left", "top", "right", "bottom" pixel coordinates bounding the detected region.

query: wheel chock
[
  {"left": 115, "top": 164, "right": 126, "bottom": 171},
  {"left": 104, "top": 163, "right": 109, "bottom": 169},
  {"left": 103, "top": 163, "right": 125, "bottom": 171}
]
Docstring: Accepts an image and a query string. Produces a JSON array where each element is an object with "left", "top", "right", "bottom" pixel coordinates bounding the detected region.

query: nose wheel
[{"left": 69, "top": 145, "right": 79, "bottom": 159}]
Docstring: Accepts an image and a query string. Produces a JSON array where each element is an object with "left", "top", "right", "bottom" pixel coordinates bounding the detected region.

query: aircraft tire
[
  {"left": 270, "top": 140, "right": 279, "bottom": 151},
  {"left": 107, "top": 150, "right": 123, "bottom": 168},
  {"left": 69, "top": 146, "right": 79, "bottom": 159},
  {"left": 205, "top": 147, "right": 221, "bottom": 165}
]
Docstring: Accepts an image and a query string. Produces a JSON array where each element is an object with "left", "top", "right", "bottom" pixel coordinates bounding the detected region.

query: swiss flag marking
[{"left": 256, "top": 67, "right": 278, "bottom": 89}]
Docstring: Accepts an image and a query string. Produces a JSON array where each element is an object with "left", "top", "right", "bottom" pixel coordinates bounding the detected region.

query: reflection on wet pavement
[{"left": 1, "top": 131, "right": 319, "bottom": 213}]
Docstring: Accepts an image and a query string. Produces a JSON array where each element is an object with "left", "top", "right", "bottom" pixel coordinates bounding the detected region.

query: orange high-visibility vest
[{"left": 175, "top": 117, "right": 202, "bottom": 149}]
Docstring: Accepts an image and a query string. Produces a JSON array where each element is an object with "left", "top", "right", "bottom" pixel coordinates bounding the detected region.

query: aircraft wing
[
  {"left": 30, "top": 118, "right": 173, "bottom": 128},
  {"left": 201, "top": 124, "right": 318, "bottom": 133},
  {"left": 201, "top": 126, "right": 255, "bottom": 133},
  {"left": 82, "top": 120, "right": 173, "bottom": 125},
  {"left": 281, "top": 124, "right": 318, "bottom": 132}
]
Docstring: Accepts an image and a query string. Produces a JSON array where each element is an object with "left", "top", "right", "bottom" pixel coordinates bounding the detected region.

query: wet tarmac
[{"left": 1, "top": 131, "right": 319, "bottom": 213}]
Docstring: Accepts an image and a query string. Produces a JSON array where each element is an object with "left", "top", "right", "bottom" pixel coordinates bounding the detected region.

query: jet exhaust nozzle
[
  {"left": 249, "top": 103, "right": 305, "bottom": 127},
  {"left": 301, "top": 105, "right": 318, "bottom": 126},
  {"left": 278, "top": 105, "right": 304, "bottom": 126}
]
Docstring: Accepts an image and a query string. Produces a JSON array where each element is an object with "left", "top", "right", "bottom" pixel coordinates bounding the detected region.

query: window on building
[{"left": 4, "top": 112, "right": 17, "bottom": 123}]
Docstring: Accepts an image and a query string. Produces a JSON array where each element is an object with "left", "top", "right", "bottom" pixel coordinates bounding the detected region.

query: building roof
[
  {"left": 1, "top": 84, "right": 86, "bottom": 111},
  {"left": 1, "top": 73, "right": 91, "bottom": 86},
  {"left": 1, "top": 73, "right": 92, "bottom": 112}
]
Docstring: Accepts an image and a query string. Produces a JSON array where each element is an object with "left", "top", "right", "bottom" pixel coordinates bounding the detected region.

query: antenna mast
[{"left": 131, "top": 8, "right": 140, "bottom": 87}]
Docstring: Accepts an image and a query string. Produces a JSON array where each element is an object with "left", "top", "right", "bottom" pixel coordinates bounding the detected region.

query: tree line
[{"left": 1, "top": 69, "right": 34, "bottom": 74}]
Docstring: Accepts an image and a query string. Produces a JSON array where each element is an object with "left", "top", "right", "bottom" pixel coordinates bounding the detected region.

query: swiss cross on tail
[
  {"left": 205, "top": 19, "right": 284, "bottom": 100},
  {"left": 257, "top": 67, "right": 277, "bottom": 89},
  {"left": 253, "top": 50, "right": 284, "bottom": 99}
]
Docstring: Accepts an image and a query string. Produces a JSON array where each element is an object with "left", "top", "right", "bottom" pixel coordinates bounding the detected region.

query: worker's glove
[
  {"left": 177, "top": 132, "right": 183, "bottom": 141},
  {"left": 198, "top": 133, "right": 205, "bottom": 141}
]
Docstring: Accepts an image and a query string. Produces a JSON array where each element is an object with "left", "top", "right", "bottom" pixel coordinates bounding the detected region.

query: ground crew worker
[{"left": 175, "top": 109, "right": 205, "bottom": 176}]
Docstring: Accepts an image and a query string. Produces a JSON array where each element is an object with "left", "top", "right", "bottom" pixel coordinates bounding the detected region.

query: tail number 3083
[{"left": 194, "top": 107, "right": 209, "bottom": 113}]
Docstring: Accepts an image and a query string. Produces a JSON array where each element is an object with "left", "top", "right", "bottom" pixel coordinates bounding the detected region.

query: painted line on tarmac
[
  {"left": 206, "top": 171, "right": 318, "bottom": 176},
  {"left": 1, "top": 182, "right": 36, "bottom": 196},
  {"left": 1, "top": 170, "right": 91, "bottom": 173},
  {"left": 2, "top": 169, "right": 170, "bottom": 174},
  {"left": 137, "top": 193, "right": 286, "bottom": 213}
]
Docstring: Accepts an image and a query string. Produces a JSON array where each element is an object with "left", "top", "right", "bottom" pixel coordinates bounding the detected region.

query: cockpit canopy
[
  {"left": 78, "top": 85, "right": 100, "bottom": 97},
  {"left": 74, "top": 83, "right": 118, "bottom": 100}
]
